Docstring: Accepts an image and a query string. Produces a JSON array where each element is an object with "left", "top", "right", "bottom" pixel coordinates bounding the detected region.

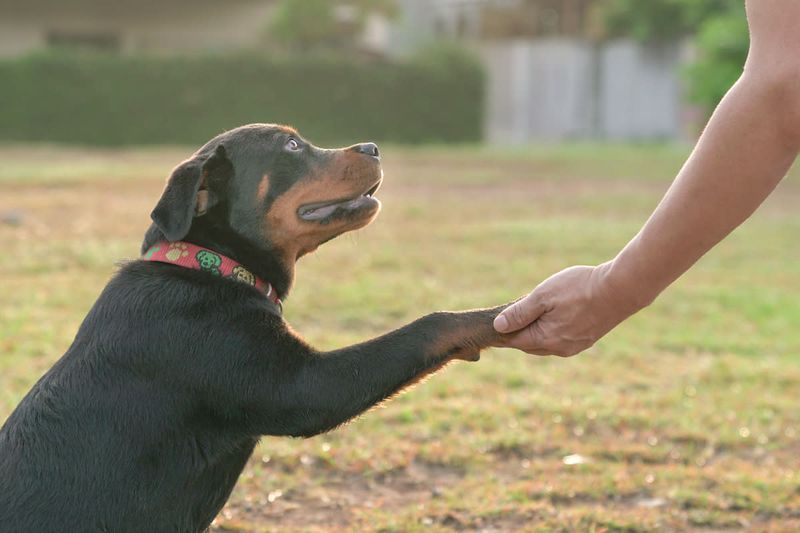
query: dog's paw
[{"left": 448, "top": 346, "right": 482, "bottom": 362}]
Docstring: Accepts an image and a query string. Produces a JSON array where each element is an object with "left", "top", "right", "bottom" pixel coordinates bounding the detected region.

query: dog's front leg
[{"left": 265, "top": 305, "right": 507, "bottom": 438}]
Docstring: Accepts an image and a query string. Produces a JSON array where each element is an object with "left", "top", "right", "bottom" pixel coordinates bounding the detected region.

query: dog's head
[{"left": 144, "top": 124, "right": 382, "bottom": 277}]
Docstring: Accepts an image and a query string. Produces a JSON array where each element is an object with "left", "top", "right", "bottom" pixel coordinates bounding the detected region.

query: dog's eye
[{"left": 285, "top": 138, "right": 301, "bottom": 152}]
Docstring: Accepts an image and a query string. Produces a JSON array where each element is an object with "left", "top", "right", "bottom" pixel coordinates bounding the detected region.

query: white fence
[{"left": 481, "top": 39, "right": 691, "bottom": 143}]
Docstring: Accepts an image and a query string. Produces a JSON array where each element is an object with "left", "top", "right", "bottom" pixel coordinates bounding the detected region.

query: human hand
[{"left": 493, "top": 263, "right": 646, "bottom": 357}]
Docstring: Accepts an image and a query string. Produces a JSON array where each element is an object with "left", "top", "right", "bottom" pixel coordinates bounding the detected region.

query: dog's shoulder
[{"left": 65, "top": 261, "right": 284, "bottom": 372}]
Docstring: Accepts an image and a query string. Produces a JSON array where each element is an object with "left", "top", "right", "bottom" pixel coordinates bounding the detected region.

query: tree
[
  {"left": 269, "top": 0, "right": 398, "bottom": 53},
  {"left": 601, "top": 0, "right": 748, "bottom": 112},
  {"left": 603, "top": 0, "right": 732, "bottom": 42},
  {"left": 685, "top": 7, "right": 749, "bottom": 111}
]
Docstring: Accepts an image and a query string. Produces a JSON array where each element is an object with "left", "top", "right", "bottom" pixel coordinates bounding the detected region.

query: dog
[{"left": 0, "top": 124, "right": 505, "bottom": 532}]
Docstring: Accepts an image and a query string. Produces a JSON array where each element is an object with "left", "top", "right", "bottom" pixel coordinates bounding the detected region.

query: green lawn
[{"left": 1, "top": 143, "right": 799, "bottom": 531}]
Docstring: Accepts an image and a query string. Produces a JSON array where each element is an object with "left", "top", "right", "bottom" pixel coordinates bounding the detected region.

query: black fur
[{"left": 0, "top": 124, "right": 503, "bottom": 532}]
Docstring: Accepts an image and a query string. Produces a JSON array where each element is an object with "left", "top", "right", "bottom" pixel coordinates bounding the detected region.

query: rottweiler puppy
[{"left": 0, "top": 124, "right": 505, "bottom": 532}]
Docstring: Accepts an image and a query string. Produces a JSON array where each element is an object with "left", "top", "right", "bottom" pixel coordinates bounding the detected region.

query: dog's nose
[{"left": 352, "top": 142, "right": 380, "bottom": 158}]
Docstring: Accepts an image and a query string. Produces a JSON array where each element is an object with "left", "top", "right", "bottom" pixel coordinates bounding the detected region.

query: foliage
[
  {"left": 603, "top": 0, "right": 749, "bottom": 111},
  {"left": 0, "top": 50, "right": 484, "bottom": 146},
  {"left": 269, "top": 0, "right": 338, "bottom": 51},
  {"left": 685, "top": 8, "right": 749, "bottom": 111},
  {"left": 269, "top": 0, "right": 397, "bottom": 52},
  {"left": 603, "top": 0, "right": 734, "bottom": 42},
  {"left": 409, "top": 39, "right": 482, "bottom": 71}
]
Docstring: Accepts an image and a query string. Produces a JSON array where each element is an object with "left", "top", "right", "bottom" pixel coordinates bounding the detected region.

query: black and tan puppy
[{"left": 0, "top": 124, "right": 504, "bottom": 532}]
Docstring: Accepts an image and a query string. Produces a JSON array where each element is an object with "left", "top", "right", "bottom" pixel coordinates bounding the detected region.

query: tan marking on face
[
  {"left": 195, "top": 190, "right": 209, "bottom": 216},
  {"left": 257, "top": 174, "right": 270, "bottom": 202},
  {"left": 264, "top": 150, "right": 381, "bottom": 264},
  {"left": 195, "top": 169, "right": 210, "bottom": 215}
]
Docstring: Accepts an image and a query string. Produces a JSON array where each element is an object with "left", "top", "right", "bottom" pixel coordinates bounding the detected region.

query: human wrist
[{"left": 595, "top": 259, "right": 659, "bottom": 316}]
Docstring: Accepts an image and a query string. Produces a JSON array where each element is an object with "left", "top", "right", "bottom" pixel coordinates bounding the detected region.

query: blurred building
[
  {"left": 389, "top": 0, "right": 693, "bottom": 143},
  {"left": 0, "top": 0, "right": 692, "bottom": 143},
  {"left": 0, "top": 0, "right": 277, "bottom": 56},
  {"left": 387, "top": 0, "right": 596, "bottom": 52}
]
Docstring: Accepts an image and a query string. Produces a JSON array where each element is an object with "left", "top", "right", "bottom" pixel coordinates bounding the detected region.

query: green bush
[
  {"left": 603, "top": 0, "right": 732, "bottom": 42},
  {"left": 601, "top": 0, "right": 748, "bottom": 113},
  {"left": 685, "top": 8, "right": 749, "bottom": 112},
  {"left": 0, "top": 50, "right": 484, "bottom": 146},
  {"left": 269, "top": 0, "right": 397, "bottom": 52}
]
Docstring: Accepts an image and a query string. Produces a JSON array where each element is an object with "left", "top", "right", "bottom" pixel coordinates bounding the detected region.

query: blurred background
[
  {"left": 0, "top": 0, "right": 748, "bottom": 146},
  {"left": 3, "top": 1, "right": 800, "bottom": 532}
]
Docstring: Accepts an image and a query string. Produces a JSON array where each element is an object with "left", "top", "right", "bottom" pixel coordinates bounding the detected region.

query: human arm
[{"left": 493, "top": 0, "right": 800, "bottom": 356}]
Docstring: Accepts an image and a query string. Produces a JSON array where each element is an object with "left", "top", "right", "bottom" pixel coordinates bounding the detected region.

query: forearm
[
  {"left": 493, "top": 1, "right": 800, "bottom": 356},
  {"left": 605, "top": 73, "right": 800, "bottom": 309},
  {"left": 271, "top": 307, "right": 504, "bottom": 437}
]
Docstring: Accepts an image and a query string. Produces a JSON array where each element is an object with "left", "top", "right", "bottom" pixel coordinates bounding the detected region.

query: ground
[{"left": 1, "top": 143, "right": 800, "bottom": 532}]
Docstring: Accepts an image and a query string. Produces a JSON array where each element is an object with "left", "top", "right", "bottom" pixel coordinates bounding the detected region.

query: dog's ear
[{"left": 150, "top": 145, "right": 230, "bottom": 241}]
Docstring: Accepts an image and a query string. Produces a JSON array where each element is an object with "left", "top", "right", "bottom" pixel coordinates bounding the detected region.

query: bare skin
[{"left": 494, "top": 0, "right": 800, "bottom": 356}]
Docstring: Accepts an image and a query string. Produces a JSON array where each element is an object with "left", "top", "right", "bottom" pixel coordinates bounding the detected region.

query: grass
[{"left": 2, "top": 142, "right": 800, "bottom": 531}]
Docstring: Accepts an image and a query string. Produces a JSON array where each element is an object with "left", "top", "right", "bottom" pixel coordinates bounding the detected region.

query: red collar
[{"left": 142, "top": 241, "right": 282, "bottom": 309}]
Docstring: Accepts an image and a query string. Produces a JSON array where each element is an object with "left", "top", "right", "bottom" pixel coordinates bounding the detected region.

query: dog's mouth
[{"left": 297, "top": 179, "right": 382, "bottom": 222}]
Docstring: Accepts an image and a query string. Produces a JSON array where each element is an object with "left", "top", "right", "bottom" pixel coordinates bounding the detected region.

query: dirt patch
[{"left": 210, "top": 458, "right": 468, "bottom": 532}]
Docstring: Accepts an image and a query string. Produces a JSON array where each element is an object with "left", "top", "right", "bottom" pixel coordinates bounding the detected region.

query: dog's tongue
[
  {"left": 300, "top": 197, "right": 369, "bottom": 221},
  {"left": 302, "top": 203, "right": 339, "bottom": 221}
]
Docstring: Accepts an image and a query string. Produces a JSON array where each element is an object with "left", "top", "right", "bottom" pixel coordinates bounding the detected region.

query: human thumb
[{"left": 493, "top": 294, "right": 546, "bottom": 333}]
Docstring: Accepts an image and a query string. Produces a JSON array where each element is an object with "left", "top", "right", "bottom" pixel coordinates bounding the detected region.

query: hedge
[{"left": 0, "top": 50, "right": 484, "bottom": 146}]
